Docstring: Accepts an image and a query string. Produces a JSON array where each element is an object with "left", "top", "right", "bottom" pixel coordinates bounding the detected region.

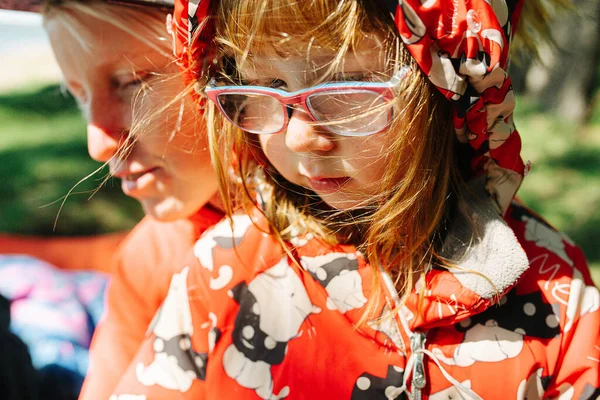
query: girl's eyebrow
[{"left": 238, "top": 66, "right": 261, "bottom": 81}]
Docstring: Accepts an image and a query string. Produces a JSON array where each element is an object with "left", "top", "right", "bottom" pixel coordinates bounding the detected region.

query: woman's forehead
[{"left": 47, "top": 16, "right": 168, "bottom": 72}]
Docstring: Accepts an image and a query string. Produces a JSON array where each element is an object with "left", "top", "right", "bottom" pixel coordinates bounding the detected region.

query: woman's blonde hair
[
  {"left": 42, "top": 0, "right": 205, "bottom": 173},
  {"left": 207, "top": 0, "right": 462, "bottom": 320},
  {"left": 42, "top": 0, "right": 171, "bottom": 58}
]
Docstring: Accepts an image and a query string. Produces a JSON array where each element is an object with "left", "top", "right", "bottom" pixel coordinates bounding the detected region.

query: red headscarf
[
  {"left": 171, "top": 0, "right": 526, "bottom": 213},
  {"left": 170, "top": 0, "right": 214, "bottom": 98}
]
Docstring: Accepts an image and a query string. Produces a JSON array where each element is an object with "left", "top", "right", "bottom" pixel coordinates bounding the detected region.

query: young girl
[{"left": 112, "top": 0, "right": 600, "bottom": 398}]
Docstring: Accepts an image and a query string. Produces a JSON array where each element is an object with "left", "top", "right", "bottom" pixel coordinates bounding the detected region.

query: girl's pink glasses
[{"left": 205, "top": 67, "right": 410, "bottom": 137}]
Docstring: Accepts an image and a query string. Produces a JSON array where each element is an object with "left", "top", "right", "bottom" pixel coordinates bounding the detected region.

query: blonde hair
[
  {"left": 207, "top": 0, "right": 462, "bottom": 322},
  {"left": 42, "top": 0, "right": 207, "bottom": 167},
  {"left": 42, "top": 0, "right": 171, "bottom": 58}
]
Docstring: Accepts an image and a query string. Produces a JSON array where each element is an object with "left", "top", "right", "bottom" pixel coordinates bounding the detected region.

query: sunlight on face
[
  {"left": 239, "top": 38, "right": 394, "bottom": 210},
  {"left": 45, "top": 11, "right": 217, "bottom": 221}
]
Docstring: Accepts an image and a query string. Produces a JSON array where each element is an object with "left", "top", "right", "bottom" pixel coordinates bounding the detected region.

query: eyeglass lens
[
  {"left": 217, "top": 93, "right": 285, "bottom": 134},
  {"left": 307, "top": 91, "right": 391, "bottom": 136},
  {"left": 217, "top": 90, "right": 391, "bottom": 136}
]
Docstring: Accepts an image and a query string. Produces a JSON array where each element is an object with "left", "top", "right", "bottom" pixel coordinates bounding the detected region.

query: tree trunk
[{"left": 524, "top": 0, "right": 600, "bottom": 123}]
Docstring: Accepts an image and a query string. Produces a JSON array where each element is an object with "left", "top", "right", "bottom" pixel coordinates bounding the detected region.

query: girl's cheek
[
  {"left": 258, "top": 135, "right": 270, "bottom": 154},
  {"left": 257, "top": 135, "right": 274, "bottom": 165},
  {"left": 259, "top": 134, "right": 288, "bottom": 164}
]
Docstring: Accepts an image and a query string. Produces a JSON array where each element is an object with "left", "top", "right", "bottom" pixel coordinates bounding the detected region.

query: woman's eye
[
  {"left": 121, "top": 76, "right": 146, "bottom": 89},
  {"left": 115, "top": 72, "right": 152, "bottom": 91},
  {"left": 123, "top": 78, "right": 144, "bottom": 88}
]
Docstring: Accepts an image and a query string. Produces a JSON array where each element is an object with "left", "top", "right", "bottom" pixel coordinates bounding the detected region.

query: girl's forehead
[
  {"left": 246, "top": 33, "right": 385, "bottom": 58},
  {"left": 238, "top": 36, "right": 388, "bottom": 78}
]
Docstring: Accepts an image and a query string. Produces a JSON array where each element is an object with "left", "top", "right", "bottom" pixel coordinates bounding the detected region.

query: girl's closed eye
[
  {"left": 330, "top": 72, "right": 383, "bottom": 83},
  {"left": 243, "top": 78, "right": 288, "bottom": 89},
  {"left": 332, "top": 73, "right": 367, "bottom": 82}
]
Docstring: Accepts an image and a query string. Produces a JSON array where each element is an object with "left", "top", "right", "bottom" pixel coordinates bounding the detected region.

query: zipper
[{"left": 410, "top": 331, "right": 427, "bottom": 400}]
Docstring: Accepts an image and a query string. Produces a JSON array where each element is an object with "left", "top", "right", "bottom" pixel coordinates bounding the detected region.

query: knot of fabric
[
  {"left": 170, "top": 0, "right": 213, "bottom": 101},
  {"left": 392, "top": 0, "right": 526, "bottom": 213}
]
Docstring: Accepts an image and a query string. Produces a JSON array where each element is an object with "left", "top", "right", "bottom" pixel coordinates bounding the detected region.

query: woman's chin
[{"left": 140, "top": 197, "right": 188, "bottom": 222}]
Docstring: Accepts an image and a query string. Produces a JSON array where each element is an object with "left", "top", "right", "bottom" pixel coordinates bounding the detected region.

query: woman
[{"left": 41, "top": 0, "right": 220, "bottom": 398}]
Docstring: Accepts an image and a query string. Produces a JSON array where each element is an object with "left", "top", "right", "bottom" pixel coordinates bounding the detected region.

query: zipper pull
[{"left": 410, "top": 331, "right": 427, "bottom": 398}]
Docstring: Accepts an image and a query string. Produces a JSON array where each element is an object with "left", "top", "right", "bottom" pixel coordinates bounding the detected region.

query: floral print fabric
[
  {"left": 111, "top": 202, "right": 600, "bottom": 399},
  {"left": 391, "top": 0, "right": 525, "bottom": 214}
]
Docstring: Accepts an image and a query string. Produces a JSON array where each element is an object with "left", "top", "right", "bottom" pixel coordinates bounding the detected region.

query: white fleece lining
[{"left": 441, "top": 177, "right": 530, "bottom": 300}]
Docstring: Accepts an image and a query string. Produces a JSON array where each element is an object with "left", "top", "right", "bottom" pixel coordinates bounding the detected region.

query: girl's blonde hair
[
  {"left": 208, "top": 0, "right": 461, "bottom": 319},
  {"left": 207, "top": 0, "right": 570, "bottom": 320}
]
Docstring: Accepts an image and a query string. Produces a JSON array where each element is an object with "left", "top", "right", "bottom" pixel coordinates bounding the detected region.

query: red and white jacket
[{"left": 112, "top": 195, "right": 599, "bottom": 399}]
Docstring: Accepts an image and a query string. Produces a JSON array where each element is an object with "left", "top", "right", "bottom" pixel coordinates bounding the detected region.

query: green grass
[
  {"left": 0, "top": 83, "right": 597, "bottom": 284},
  {"left": 515, "top": 98, "right": 600, "bottom": 280},
  {"left": 0, "top": 84, "right": 144, "bottom": 236}
]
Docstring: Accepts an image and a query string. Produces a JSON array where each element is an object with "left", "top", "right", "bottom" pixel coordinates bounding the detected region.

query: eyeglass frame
[{"left": 204, "top": 66, "right": 411, "bottom": 137}]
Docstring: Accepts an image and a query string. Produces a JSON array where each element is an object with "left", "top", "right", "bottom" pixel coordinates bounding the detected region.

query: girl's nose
[
  {"left": 85, "top": 98, "right": 128, "bottom": 162},
  {"left": 284, "top": 110, "right": 335, "bottom": 153}
]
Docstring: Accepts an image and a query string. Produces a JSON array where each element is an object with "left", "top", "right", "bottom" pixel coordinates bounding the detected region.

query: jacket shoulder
[{"left": 505, "top": 201, "right": 594, "bottom": 286}]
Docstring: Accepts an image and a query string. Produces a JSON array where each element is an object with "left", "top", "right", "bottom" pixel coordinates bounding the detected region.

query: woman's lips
[
  {"left": 306, "top": 177, "right": 351, "bottom": 194},
  {"left": 120, "top": 167, "right": 160, "bottom": 196}
]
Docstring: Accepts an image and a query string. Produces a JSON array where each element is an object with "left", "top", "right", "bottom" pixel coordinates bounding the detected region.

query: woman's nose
[
  {"left": 284, "top": 110, "right": 335, "bottom": 153},
  {"left": 86, "top": 124, "right": 123, "bottom": 162},
  {"left": 85, "top": 98, "right": 129, "bottom": 162}
]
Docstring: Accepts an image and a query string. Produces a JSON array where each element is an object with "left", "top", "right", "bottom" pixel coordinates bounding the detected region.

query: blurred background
[{"left": 0, "top": 7, "right": 598, "bottom": 283}]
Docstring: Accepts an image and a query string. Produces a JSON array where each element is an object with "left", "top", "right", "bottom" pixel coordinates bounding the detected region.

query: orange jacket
[
  {"left": 79, "top": 206, "right": 223, "bottom": 400},
  {"left": 111, "top": 200, "right": 599, "bottom": 399}
]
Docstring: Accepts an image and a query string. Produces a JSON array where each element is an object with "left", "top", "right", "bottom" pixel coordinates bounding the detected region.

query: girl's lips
[{"left": 306, "top": 177, "right": 351, "bottom": 194}]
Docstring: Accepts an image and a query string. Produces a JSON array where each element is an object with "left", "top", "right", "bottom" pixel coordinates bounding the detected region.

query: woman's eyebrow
[{"left": 119, "top": 53, "right": 169, "bottom": 70}]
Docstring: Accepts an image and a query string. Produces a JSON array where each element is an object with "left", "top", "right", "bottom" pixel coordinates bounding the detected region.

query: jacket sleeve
[
  {"left": 544, "top": 251, "right": 600, "bottom": 399},
  {"left": 80, "top": 217, "right": 197, "bottom": 400},
  {"left": 79, "top": 254, "right": 154, "bottom": 400},
  {"left": 110, "top": 213, "right": 281, "bottom": 399},
  {"left": 110, "top": 253, "right": 213, "bottom": 399}
]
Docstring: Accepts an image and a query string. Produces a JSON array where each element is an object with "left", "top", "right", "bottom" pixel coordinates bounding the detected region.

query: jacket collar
[{"left": 400, "top": 177, "right": 530, "bottom": 331}]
